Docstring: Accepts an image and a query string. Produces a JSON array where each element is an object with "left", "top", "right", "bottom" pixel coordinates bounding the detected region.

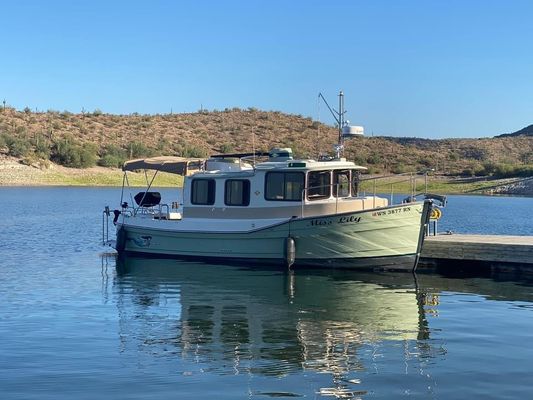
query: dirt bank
[{"left": 0, "top": 155, "right": 125, "bottom": 186}]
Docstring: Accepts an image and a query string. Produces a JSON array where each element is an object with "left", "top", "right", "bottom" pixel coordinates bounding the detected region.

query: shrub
[
  {"left": 98, "top": 145, "right": 127, "bottom": 168},
  {"left": 461, "top": 168, "right": 475, "bottom": 177},
  {"left": 473, "top": 164, "right": 486, "bottom": 176},
  {"left": 448, "top": 152, "right": 459, "bottom": 161},
  {"left": 78, "top": 144, "right": 98, "bottom": 167},
  {"left": 99, "top": 154, "right": 124, "bottom": 168},
  {"left": 7, "top": 137, "right": 31, "bottom": 158},
  {"left": 366, "top": 166, "right": 382, "bottom": 175},
  {"left": 417, "top": 158, "right": 433, "bottom": 168},
  {"left": 492, "top": 163, "right": 533, "bottom": 178},
  {"left": 51, "top": 137, "right": 97, "bottom": 168},
  {"left": 462, "top": 147, "right": 487, "bottom": 161},
  {"left": 0, "top": 133, "right": 8, "bottom": 150},
  {"left": 219, "top": 143, "right": 234, "bottom": 153},
  {"left": 179, "top": 145, "right": 207, "bottom": 158},
  {"left": 480, "top": 162, "right": 496, "bottom": 175},
  {"left": 366, "top": 153, "right": 383, "bottom": 165},
  {"left": 391, "top": 163, "right": 408, "bottom": 174},
  {"left": 156, "top": 138, "right": 171, "bottom": 152},
  {"left": 128, "top": 141, "right": 153, "bottom": 158}
]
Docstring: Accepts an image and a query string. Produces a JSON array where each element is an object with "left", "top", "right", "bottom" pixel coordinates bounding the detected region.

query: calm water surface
[{"left": 1, "top": 188, "right": 533, "bottom": 399}]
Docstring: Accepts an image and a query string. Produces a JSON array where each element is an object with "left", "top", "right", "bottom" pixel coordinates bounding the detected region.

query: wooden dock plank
[{"left": 421, "top": 234, "right": 533, "bottom": 265}]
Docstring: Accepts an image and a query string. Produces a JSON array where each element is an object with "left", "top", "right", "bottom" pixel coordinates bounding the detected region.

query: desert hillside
[{"left": 0, "top": 107, "right": 532, "bottom": 177}]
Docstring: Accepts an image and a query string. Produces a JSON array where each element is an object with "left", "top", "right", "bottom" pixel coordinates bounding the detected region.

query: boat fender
[
  {"left": 116, "top": 227, "right": 126, "bottom": 253},
  {"left": 285, "top": 237, "right": 296, "bottom": 268},
  {"left": 113, "top": 210, "right": 121, "bottom": 225}
]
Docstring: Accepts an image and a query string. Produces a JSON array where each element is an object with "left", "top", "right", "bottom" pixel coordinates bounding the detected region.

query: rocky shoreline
[{"left": 480, "top": 177, "right": 533, "bottom": 196}]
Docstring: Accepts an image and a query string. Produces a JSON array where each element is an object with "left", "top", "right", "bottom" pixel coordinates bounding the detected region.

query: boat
[{"left": 102, "top": 92, "right": 444, "bottom": 270}]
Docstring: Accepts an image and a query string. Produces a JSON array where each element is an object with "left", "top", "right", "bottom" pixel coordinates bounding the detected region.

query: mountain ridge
[{"left": 496, "top": 124, "right": 533, "bottom": 138}]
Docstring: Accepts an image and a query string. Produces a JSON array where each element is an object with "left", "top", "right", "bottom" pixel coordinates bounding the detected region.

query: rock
[{"left": 485, "top": 177, "right": 533, "bottom": 196}]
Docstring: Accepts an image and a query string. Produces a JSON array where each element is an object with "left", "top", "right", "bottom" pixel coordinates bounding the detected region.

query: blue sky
[{"left": 0, "top": 0, "right": 531, "bottom": 138}]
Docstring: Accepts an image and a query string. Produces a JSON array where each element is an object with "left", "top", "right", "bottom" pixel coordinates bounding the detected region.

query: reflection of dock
[{"left": 421, "top": 234, "right": 533, "bottom": 268}]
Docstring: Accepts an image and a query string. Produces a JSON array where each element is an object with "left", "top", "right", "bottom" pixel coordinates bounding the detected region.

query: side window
[
  {"left": 191, "top": 179, "right": 216, "bottom": 205},
  {"left": 225, "top": 179, "right": 250, "bottom": 206},
  {"left": 285, "top": 172, "right": 304, "bottom": 201},
  {"left": 265, "top": 172, "right": 284, "bottom": 200},
  {"left": 265, "top": 172, "right": 304, "bottom": 201},
  {"left": 333, "top": 170, "right": 351, "bottom": 197},
  {"left": 307, "top": 171, "right": 331, "bottom": 200}
]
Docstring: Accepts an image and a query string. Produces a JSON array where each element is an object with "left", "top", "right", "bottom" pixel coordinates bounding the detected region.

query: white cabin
[{"left": 180, "top": 151, "right": 388, "bottom": 220}]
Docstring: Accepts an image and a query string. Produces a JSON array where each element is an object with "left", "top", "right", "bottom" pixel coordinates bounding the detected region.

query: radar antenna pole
[
  {"left": 318, "top": 90, "right": 346, "bottom": 159},
  {"left": 338, "top": 90, "right": 345, "bottom": 151}
]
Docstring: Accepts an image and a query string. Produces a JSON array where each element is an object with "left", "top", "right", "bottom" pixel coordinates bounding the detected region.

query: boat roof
[
  {"left": 188, "top": 158, "right": 367, "bottom": 179},
  {"left": 122, "top": 154, "right": 366, "bottom": 176},
  {"left": 122, "top": 156, "right": 204, "bottom": 175},
  {"left": 255, "top": 159, "right": 367, "bottom": 171}
]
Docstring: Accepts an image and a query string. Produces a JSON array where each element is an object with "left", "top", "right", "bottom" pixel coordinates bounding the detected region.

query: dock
[{"left": 420, "top": 234, "right": 533, "bottom": 270}]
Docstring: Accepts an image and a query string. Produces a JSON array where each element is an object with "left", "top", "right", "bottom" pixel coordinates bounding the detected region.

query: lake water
[{"left": 1, "top": 187, "right": 533, "bottom": 399}]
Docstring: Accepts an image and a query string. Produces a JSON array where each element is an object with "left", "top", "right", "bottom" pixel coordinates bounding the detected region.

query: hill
[
  {"left": 497, "top": 124, "right": 533, "bottom": 138},
  {"left": 0, "top": 107, "right": 532, "bottom": 178}
]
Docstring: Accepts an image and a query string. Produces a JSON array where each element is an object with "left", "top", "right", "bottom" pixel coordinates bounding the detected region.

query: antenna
[
  {"left": 316, "top": 94, "right": 321, "bottom": 158},
  {"left": 318, "top": 91, "right": 364, "bottom": 159},
  {"left": 252, "top": 126, "right": 256, "bottom": 165}
]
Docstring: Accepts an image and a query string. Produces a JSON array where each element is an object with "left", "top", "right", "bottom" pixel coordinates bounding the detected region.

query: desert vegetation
[{"left": 0, "top": 106, "right": 532, "bottom": 179}]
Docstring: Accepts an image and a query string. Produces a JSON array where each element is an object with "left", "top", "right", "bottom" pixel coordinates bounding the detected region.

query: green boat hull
[{"left": 117, "top": 201, "right": 431, "bottom": 271}]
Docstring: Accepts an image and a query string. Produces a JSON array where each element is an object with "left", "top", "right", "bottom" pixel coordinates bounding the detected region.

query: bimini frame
[{"left": 120, "top": 156, "right": 204, "bottom": 216}]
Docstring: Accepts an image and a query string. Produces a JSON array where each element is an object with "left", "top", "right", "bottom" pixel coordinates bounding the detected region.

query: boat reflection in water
[{"left": 110, "top": 256, "right": 441, "bottom": 397}]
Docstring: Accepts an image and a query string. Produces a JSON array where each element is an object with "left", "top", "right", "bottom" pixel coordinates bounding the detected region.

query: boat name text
[
  {"left": 338, "top": 216, "right": 362, "bottom": 224},
  {"left": 310, "top": 215, "right": 362, "bottom": 226}
]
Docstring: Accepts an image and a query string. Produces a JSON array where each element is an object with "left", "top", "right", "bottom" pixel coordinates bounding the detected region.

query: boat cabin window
[
  {"left": 265, "top": 172, "right": 304, "bottom": 201},
  {"left": 333, "top": 170, "right": 350, "bottom": 198},
  {"left": 307, "top": 170, "right": 331, "bottom": 200},
  {"left": 225, "top": 179, "right": 250, "bottom": 206},
  {"left": 191, "top": 179, "right": 216, "bottom": 205}
]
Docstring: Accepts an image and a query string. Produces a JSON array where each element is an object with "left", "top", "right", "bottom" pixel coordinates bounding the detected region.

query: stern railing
[
  {"left": 102, "top": 206, "right": 110, "bottom": 245},
  {"left": 359, "top": 171, "right": 446, "bottom": 235},
  {"left": 298, "top": 172, "right": 446, "bottom": 231}
]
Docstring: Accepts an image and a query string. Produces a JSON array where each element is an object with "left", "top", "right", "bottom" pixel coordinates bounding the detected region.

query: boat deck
[{"left": 420, "top": 234, "right": 533, "bottom": 268}]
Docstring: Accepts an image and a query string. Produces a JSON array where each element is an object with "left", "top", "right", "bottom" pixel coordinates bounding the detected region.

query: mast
[
  {"left": 335, "top": 90, "right": 346, "bottom": 158},
  {"left": 318, "top": 90, "right": 346, "bottom": 159}
]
